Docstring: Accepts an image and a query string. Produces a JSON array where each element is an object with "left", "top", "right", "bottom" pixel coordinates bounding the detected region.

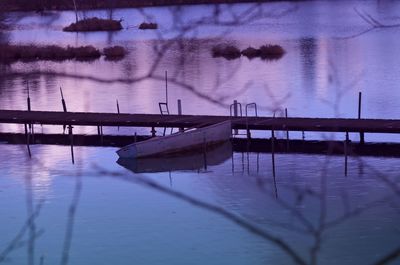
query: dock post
[
  {"left": 344, "top": 132, "right": 349, "bottom": 176},
  {"left": 203, "top": 134, "right": 207, "bottom": 170},
  {"left": 60, "top": 87, "right": 67, "bottom": 112},
  {"left": 24, "top": 123, "right": 31, "bottom": 158},
  {"left": 177, "top": 99, "right": 182, "bottom": 115},
  {"left": 358, "top": 92, "right": 365, "bottom": 144},
  {"left": 271, "top": 128, "right": 278, "bottom": 198},
  {"left": 97, "top": 125, "right": 103, "bottom": 144},
  {"left": 233, "top": 100, "right": 238, "bottom": 135},
  {"left": 165, "top": 71, "right": 168, "bottom": 105},
  {"left": 178, "top": 99, "right": 184, "bottom": 132},
  {"left": 134, "top": 132, "right": 137, "bottom": 143},
  {"left": 271, "top": 129, "right": 276, "bottom": 177},
  {"left": 151, "top": 127, "right": 156, "bottom": 137},
  {"left": 285, "top": 108, "right": 289, "bottom": 151},
  {"left": 60, "top": 87, "right": 67, "bottom": 133},
  {"left": 116, "top": 99, "right": 120, "bottom": 131},
  {"left": 26, "top": 83, "right": 34, "bottom": 141},
  {"left": 100, "top": 126, "right": 103, "bottom": 144},
  {"left": 68, "top": 125, "right": 74, "bottom": 164}
]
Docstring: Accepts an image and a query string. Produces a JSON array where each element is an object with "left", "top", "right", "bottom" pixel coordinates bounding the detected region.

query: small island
[
  {"left": 0, "top": 44, "right": 127, "bottom": 63},
  {"left": 63, "top": 17, "right": 123, "bottom": 32},
  {"left": 212, "top": 44, "right": 285, "bottom": 60}
]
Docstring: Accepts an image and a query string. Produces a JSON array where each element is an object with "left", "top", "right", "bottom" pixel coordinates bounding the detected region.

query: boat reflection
[{"left": 117, "top": 141, "right": 232, "bottom": 173}]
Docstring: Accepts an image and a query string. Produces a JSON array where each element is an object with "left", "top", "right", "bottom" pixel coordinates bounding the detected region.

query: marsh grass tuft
[
  {"left": 259, "top": 44, "right": 285, "bottom": 60},
  {"left": 63, "top": 17, "right": 123, "bottom": 32},
  {"left": 0, "top": 44, "right": 106, "bottom": 63},
  {"left": 241, "top": 47, "right": 260, "bottom": 59},
  {"left": 212, "top": 45, "right": 241, "bottom": 60},
  {"left": 138, "top": 22, "right": 158, "bottom": 30},
  {"left": 103, "top": 46, "right": 126, "bottom": 60}
]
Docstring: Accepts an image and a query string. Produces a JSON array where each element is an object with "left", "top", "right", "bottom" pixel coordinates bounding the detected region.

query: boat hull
[
  {"left": 117, "top": 120, "right": 231, "bottom": 158},
  {"left": 117, "top": 141, "right": 232, "bottom": 173}
]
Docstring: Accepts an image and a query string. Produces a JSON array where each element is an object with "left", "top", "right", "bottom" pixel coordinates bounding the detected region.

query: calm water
[{"left": 1, "top": 1, "right": 400, "bottom": 265}]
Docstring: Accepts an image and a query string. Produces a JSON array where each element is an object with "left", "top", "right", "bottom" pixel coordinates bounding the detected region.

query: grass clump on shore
[
  {"left": 0, "top": 44, "right": 103, "bottom": 62},
  {"left": 139, "top": 22, "right": 158, "bottom": 30},
  {"left": 63, "top": 17, "right": 123, "bottom": 32},
  {"left": 103, "top": 46, "right": 126, "bottom": 60},
  {"left": 212, "top": 45, "right": 241, "bottom": 60}
]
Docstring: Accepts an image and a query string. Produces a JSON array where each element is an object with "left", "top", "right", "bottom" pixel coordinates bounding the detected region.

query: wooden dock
[{"left": 1, "top": 109, "right": 400, "bottom": 133}]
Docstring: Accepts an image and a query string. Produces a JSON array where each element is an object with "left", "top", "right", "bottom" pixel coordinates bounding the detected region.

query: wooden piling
[
  {"left": 178, "top": 99, "right": 184, "bottom": 132},
  {"left": 24, "top": 123, "right": 31, "bottom": 158},
  {"left": 100, "top": 126, "right": 103, "bottom": 144},
  {"left": 344, "top": 131, "right": 349, "bottom": 176},
  {"left": 271, "top": 128, "right": 276, "bottom": 178},
  {"left": 151, "top": 127, "right": 156, "bottom": 137},
  {"left": 233, "top": 100, "right": 238, "bottom": 135},
  {"left": 358, "top": 92, "right": 365, "bottom": 144},
  {"left": 203, "top": 134, "right": 207, "bottom": 170},
  {"left": 271, "top": 128, "right": 278, "bottom": 198},
  {"left": 116, "top": 99, "right": 120, "bottom": 131},
  {"left": 285, "top": 108, "right": 289, "bottom": 151},
  {"left": 165, "top": 71, "right": 168, "bottom": 105},
  {"left": 60, "top": 87, "right": 67, "bottom": 112},
  {"left": 60, "top": 87, "right": 67, "bottom": 133},
  {"left": 68, "top": 125, "right": 74, "bottom": 164},
  {"left": 27, "top": 85, "right": 31, "bottom": 112},
  {"left": 26, "top": 84, "right": 34, "bottom": 140}
]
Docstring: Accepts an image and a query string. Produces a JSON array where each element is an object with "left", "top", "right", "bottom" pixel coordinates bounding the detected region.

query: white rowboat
[
  {"left": 116, "top": 120, "right": 232, "bottom": 158},
  {"left": 117, "top": 141, "right": 232, "bottom": 173}
]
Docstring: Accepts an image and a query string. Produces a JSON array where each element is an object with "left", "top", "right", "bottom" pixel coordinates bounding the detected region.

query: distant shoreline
[{"left": 0, "top": 0, "right": 304, "bottom": 12}]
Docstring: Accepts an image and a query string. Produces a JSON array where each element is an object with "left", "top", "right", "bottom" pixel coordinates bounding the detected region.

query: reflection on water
[
  {"left": 117, "top": 141, "right": 232, "bottom": 173},
  {"left": 0, "top": 145, "right": 399, "bottom": 265}
]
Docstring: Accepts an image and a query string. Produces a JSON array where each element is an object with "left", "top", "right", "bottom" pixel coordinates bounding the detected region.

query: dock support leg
[
  {"left": 151, "top": 127, "right": 156, "bottom": 137},
  {"left": 271, "top": 129, "right": 278, "bottom": 198},
  {"left": 178, "top": 99, "right": 184, "bottom": 132},
  {"left": 203, "top": 135, "right": 207, "bottom": 170},
  {"left": 344, "top": 132, "right": 349, "bottom": 176},
  {"left": 358, "top": 92, "right": 365, "bottom": 144},
  {"left": 69, "top": 125, "right": 74, "bottom": 164},
  {"left": 285, "top": 108, "right": 289, "bottom": 151},
  {"left": 116, "top": 99, "right": 120, "bottom": 131},
  {"left": 24, "top": 123, "right": 31, "bottom": 158},
  {"left": 233, "top": 100, "right": 238, "bottom": 135}
]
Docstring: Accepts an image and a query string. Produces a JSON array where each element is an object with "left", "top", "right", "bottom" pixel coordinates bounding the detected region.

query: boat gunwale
[{"left": 120, "top": 120, "right": 231, "bottom": 150}]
